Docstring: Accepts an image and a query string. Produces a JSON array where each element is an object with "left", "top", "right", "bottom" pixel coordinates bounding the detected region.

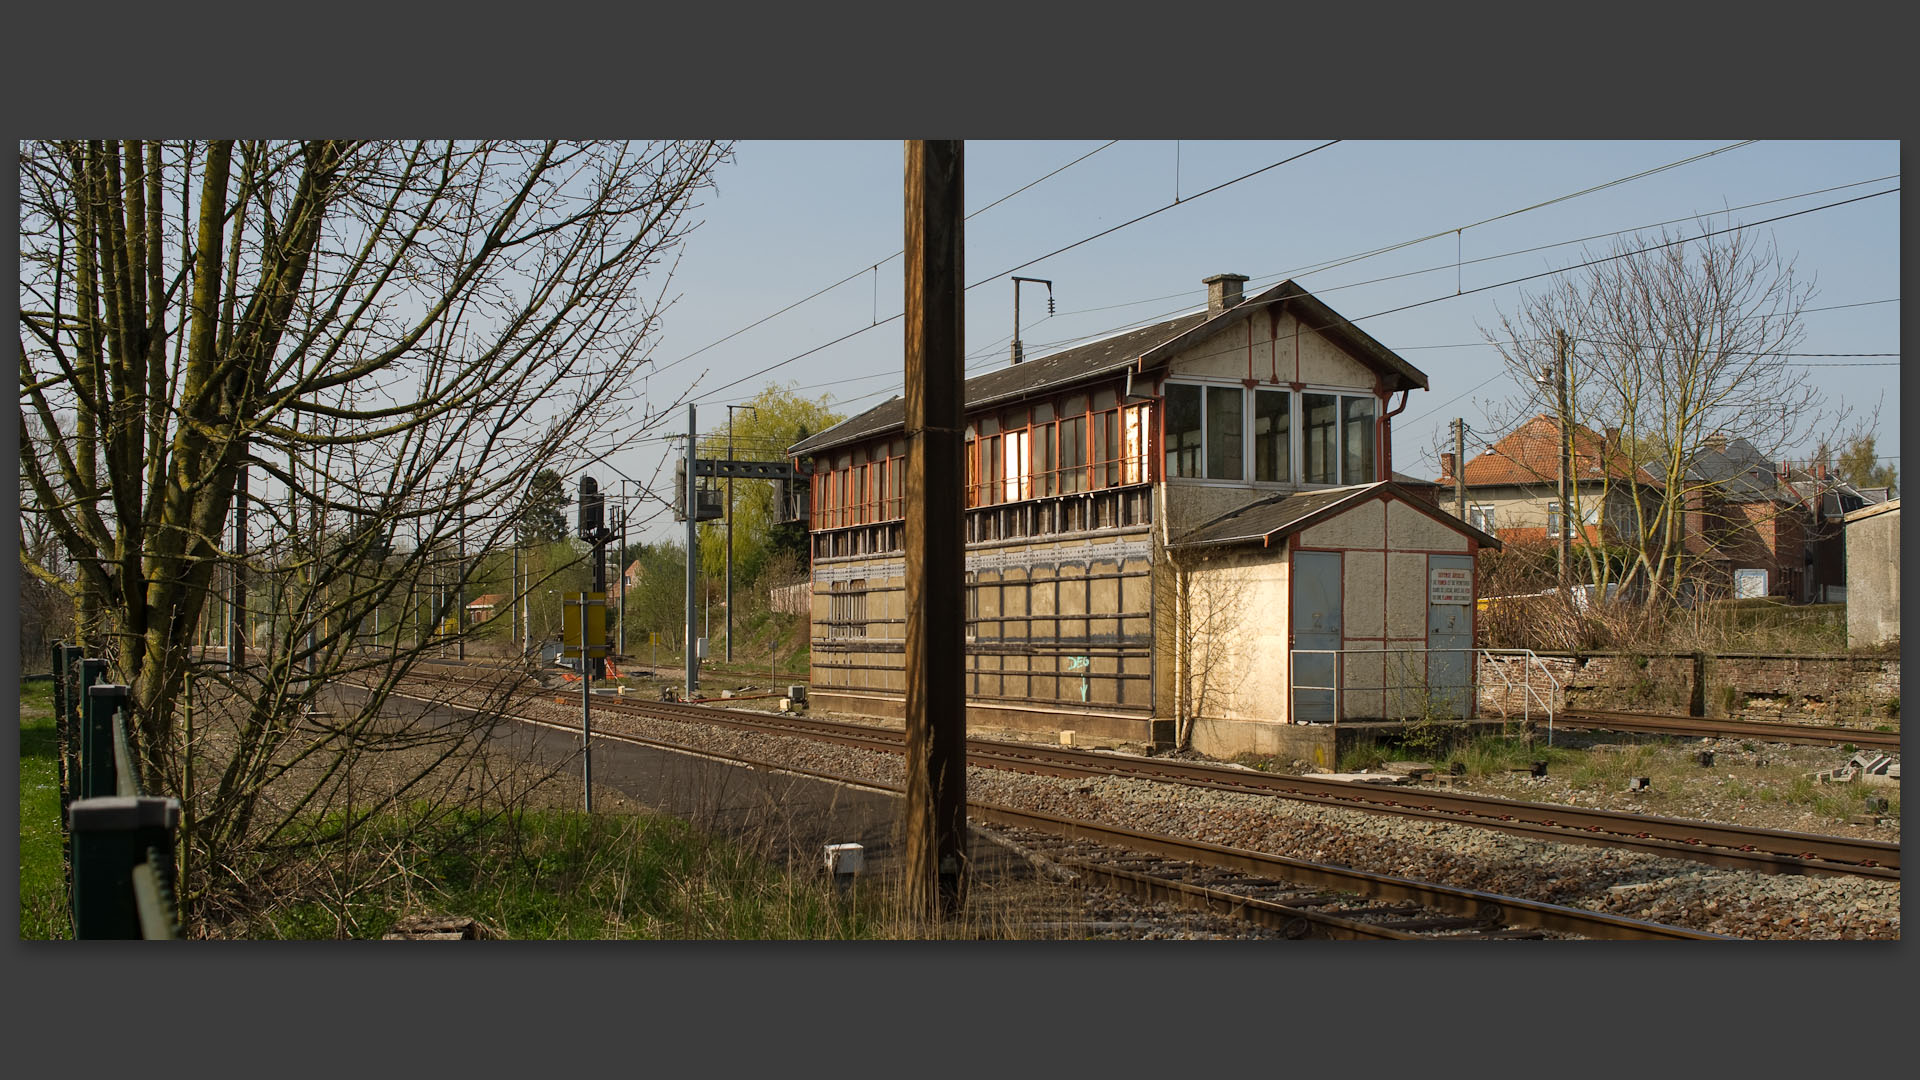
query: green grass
[
  {"left": 18, "top": 681, "right": 70, "bottom": 939},
  {"left": 248, "top": 806, "right": 881, "bottom": 940}
]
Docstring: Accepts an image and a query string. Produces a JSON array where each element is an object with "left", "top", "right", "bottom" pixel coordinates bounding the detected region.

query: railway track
[
  {"left": 391, "top": 661, "right": 1899, "bottom": 881},
  {"left": 1554, "top": 708, "right": 1900, "bottom": 750},
  {"left": 541, "top": 693, "right": 1897, "bottom": 879},
  {"left": 463, "top": 695, "right": 1733, "bottom": 941}
]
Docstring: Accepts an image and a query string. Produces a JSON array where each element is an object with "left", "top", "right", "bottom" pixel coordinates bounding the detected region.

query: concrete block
[
  {"left": 823, "top": 843, "right": 864, "bottom": 876},
  {"left": 1628, "top": 777, "right": 1651, "bottom": 791},
  {"left": 1060, "top": 730, "right": 1076, "bottom": 746}
]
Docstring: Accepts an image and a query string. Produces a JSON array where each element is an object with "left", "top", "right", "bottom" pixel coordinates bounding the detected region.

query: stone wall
[{"left": 1477, "top": 652, "right": 1900, "bottom": 725}]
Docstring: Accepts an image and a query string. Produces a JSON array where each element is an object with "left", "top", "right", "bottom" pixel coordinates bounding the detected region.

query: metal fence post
[
  {"left": 78, "top": 667, "right": 115, "bottom": 799},
  {"left": 91, "top": 685, "right": 137, "bottom": 797},
  {"left": 68, "top": 796, "right": 182, "bottom": 939}
]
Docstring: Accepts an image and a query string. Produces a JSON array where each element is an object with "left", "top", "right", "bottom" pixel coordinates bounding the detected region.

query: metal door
[
  {"left": 1426, "top": 554, "right": 1474, "bottom": 718},
  {"left": 1292, "top": 551, "right": 1342, "bottom": 723}
]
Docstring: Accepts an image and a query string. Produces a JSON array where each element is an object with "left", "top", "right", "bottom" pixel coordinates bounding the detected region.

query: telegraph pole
[
  {"left": 1555, "top": 329, "right": 1572, "bottom": 588},
  {"left": 619, "top": 479, "right": 628, "bottom": 657},
  {"left": 902, "top": 139, "right": 967, "bottom": 917},
  {"left": 685, "top": 405, "right": 699, "bottom": 699},
  {"left": 1453, "top": 417, "right": 1467, "bottom": 523}
]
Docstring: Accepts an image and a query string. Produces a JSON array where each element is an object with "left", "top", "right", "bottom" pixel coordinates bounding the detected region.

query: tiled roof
[
  {"left": 1450, "top": 415, "right": 1657, "bottom": 488},
  {"left": 788, "top": 313, "right": 1208, "bottom": 456},
  {"left": 466, "top": 593, "right": 508, "bottom": 608},
  {"left": 1170, "top": 480, "right": 1499, "bottom": 550},
  {"left": 790, "top": 278, "right": 1428, "bottom": 457}
]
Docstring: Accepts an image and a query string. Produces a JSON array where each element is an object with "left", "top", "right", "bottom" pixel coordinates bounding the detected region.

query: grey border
[{"left": 6, "top": 3, "right": 1910, "bottom": 1071}]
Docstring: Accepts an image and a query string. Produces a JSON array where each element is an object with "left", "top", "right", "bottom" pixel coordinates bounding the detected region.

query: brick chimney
[
  {"left": 1204, "top": 273, "right": 1248, "bottom": 314},
  {"left": 1440, "top": 452, "right": 1456, "bottom": 481}
]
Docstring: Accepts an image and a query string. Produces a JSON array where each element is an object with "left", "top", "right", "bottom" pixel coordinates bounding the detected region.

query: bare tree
[
  {"left": 1160, "top": 551, "right": 1253, "bottom": 752},
  {"left": 18, "top": 139, "right": 731, "bottom": 929},
  {"left": 1482, "top": 224, "right": 1823, "bottom": 605}
]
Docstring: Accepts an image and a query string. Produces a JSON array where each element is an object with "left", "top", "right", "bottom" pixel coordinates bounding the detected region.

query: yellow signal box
[{"left": 562, "top": 592, "right": 609, "bottom": 658}]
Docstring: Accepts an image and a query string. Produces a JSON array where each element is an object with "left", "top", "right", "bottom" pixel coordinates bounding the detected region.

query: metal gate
[
  {"left": 1426, "top": 554, "right": 1474, "bottom": 718},
  {"left": 1292, "top": 551, "right": 1342, "bottom": 723}
]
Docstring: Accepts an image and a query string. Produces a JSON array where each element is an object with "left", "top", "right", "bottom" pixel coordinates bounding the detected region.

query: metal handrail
[{"left": 1476, "top": 648, "right": 1562, "bottom": 744}]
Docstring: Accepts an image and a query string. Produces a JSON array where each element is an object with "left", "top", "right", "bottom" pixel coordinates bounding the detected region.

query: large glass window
[
  {"left": 1165, "top": 383, "right": 1202, "bottom": 479},
  {"left": 982, "top": 434, "right": 1003, "bottom": 505},
  {"left": 1035, "top": 421, "right": 1056, "bottom": 496},
  {"left": 1343, "top": 395, "right": 1375, "bottom": 484},
  {"left": 1121, "top": 405, "right": 1149, "bottom": 484},
  {"left": 1004, "top": 429, "right": 1031, "bottom": 502},
  {"left": 1206, "top": 386, "right": 1244, "bottom": 480},
  {"left": 1303, "top": 393, "right": 1338, "bottom": 484},
  {"left": 1059, "top": 413, "right": 1087, "bottom": 492},
  {"left": 1254, "top": 389, "right": 1290, "bottom": 482},
  {"left": 1094, "top": 409, "right": 1117, "bottom": 488}
]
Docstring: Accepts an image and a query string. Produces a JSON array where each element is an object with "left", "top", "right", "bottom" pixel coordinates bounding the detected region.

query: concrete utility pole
[
  {"left": 902, "top": 139, "right": 968, "bottom": 917},
  {"left": 1453, "top": 417, "right": 1467, "bottom": 523},
  {"left": 619, "top": 479, "right": 628, "bottom": 657},
  {"left": 1555, "top": 329, "right": 1573, "bottom": 588},
  {"left": 685, "top": 405, "right": 699, "bottom": 699},
  {"left": 725, "top": 403, "right": 757, "bottom": 663}
]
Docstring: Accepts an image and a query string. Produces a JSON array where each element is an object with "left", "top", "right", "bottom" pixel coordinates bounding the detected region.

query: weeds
[{"left": 244, "top": 806, "right": 868, "bottom": 940}]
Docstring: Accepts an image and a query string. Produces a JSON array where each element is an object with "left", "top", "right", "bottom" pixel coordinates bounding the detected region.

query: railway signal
[{"left": 564, "top": 590, "right": 609, "bottom": 813}]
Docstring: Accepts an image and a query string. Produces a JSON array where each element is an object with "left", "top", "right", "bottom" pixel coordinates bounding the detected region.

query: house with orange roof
[{"left": 1437, "top": 414, "right": 1661, "bottom": 554}]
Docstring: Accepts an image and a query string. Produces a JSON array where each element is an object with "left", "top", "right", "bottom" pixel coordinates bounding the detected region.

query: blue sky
[{"left": 609, "top": 140, "right": 1899, "bottom": 544}]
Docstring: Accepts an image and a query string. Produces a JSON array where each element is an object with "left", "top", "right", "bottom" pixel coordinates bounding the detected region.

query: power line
[
  {"left": 648, "top": 142, "right": 1120, "bottom": 383},
  {"left": 1356, "top": 186, "right": 1898, "bottom": 323},
  {"left": 964, "top": 141, "right": 1342, "bottom": 289},
  {"left": 1027, "top": 173, "right": 1898, "bottom": 362},
  {"left": 964, "top": 141, "right": 1118, "bottom": 222},
  {"left": 1040, "top": 141, "right": 1771, "bottom": 326},
  {"left": 691, "top": 142, "right": 1343, "bottom": 404}
]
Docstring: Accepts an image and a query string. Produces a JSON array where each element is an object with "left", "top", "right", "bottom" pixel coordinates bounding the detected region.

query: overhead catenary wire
[
  {"left": 623, "top": 147, "right": 1894, "bottom": 533},
  {"left": 689, "top": 148, "right": 1885, "bottom": 415},
  {"left": 689, "top": 142, "right": 1343, "bottom": 404},
  {"left": 1022, "top": 172, "right": 1898, "bottom": 358},
  {"left": 647, "top": 142, "right": 1119, "bottom": 385},
  {"left": 1038, "top": 142, "right": 1777, "bottom": 325}
]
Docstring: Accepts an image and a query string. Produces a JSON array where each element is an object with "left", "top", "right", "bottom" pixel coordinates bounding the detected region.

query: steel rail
[
  {"left": 388, "top": 667, "right": 1901, "bottom": 879},
  {"left": 1555, "top": 708, "right": 1901, "bottom": 750},
  {"left": 444, "top": 690, "right": 1732, "bottom": 941},
  {"left": 591, "top": 694, "right": 1899, "bottom": 879},
  {"left": 967, "top": 805, "right": 1737, "bottom": 941}
]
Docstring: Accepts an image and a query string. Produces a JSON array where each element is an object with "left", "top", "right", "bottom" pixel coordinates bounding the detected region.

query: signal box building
[{"left": 788, "top": 275, "right": 1498, "bottom": 758}]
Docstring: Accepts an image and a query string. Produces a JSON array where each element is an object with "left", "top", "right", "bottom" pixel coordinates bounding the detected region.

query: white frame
[{"left": 1164, "top": 378, "right": 1380, "bottom": 486}]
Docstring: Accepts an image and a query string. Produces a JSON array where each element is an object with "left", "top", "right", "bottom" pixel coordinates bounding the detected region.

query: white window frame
[
  {"left": 1163, "top": 379, "right": 1382, "bottom": 486},
  {"left": 1546, "top": 500, "right": 1578, "bottom": 539},
  {"left": 1469, "top": 504, "right": 1496, "bottom": 532}
]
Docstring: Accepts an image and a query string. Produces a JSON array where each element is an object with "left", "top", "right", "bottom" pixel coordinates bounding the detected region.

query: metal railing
[
  {"left": 1285, "top": 647, "right": 1560, "bottom": 741},
  {"left": 1475, "top": 648, "right": 1563, "bottom": 744},
  {"left": 52, "top": 643, "right": 184, "bottom": 940},
  {"left": 1288, "top": 647, "right": 1477, "bottom": 728}
]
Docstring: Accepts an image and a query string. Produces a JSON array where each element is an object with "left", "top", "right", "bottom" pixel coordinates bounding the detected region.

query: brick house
[{"left": 1437, "top": 414, "right": 1660, "bottom": 551}]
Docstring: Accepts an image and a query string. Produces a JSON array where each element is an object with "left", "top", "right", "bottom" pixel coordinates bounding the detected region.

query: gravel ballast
[{"left": 490, "top": 679, "right": 1898, "bottom": 940}]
